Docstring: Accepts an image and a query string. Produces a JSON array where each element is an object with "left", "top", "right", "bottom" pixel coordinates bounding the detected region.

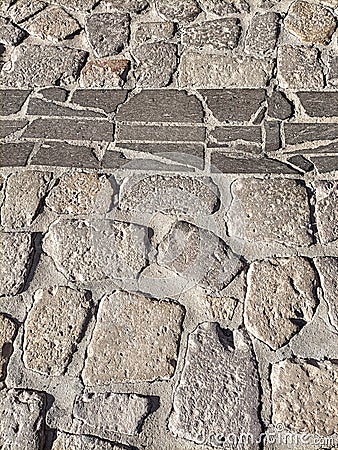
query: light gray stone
[
  {"left": 169, "top": 323, "right": 262, "bottom": 446},
  {"left": 199, "top": 0, "right": 249, "bottom": 14},
  {"left": 80, "top": 58, "right": 130, "bottom": 88},
  {"left": 83, "top": 291, "right": 184, "bottom": 384},
  {"left": 315, "top": 181, "right": 338, "bottom": 244},
  {"left": 156, "top": 0, "right": 201, "bottom": 22},
  {"left": 0, "top": 16, "right": 26, "bottom": 45},
  {"left": 52, "top": 432, "right": 128, "bottom": 449},
  {"left": 245, "top": 12, "right": 279, "bottom": 56},
  {"left": 53, "top": 0, "right": 97, "bottom": 10},
  {"left": 99, "top": 0, "right": 149, "bottom": 12},
  {"left": 8, "top": 0, "right": 47, "bottom": 24},
  {"left": 134, "top": 21, "right": 174, "bottom": 43},
  {"left": 315, "top": 257, "right": 338, "bottom": 330},
  {"left": 0, "top": 314, "right": 17, "bottom": 381}
]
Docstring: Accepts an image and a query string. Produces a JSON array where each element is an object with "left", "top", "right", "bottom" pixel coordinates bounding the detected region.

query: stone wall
[{"left": 0, "top": 0, "right": 338, "bottom": 449}]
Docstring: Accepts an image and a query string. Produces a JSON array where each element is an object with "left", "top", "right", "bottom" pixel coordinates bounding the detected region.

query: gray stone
[
  {"left": 182, "top": 18, "right": 241, "bottom": 50},
  {"left": 39, "top": 87, "right": 68, "bottom": 102},
  {"left": 0, "top": 232, "right": 32, "bottom": 296},
  {"left": 156, "top": 0, "right": 201, "bottom": 22},
  {"left": 53, "top": 0, "right": 97, "bottom": 10},
  {"left": 227, "top": 178, "right": 312, "bottom": 245},
  {"left": 27, "top": 98, "right": 105, "bottom": 118},
  {"left": 24, "top": 286, "right": 92, "bottom": 376},
  {"left": 116, "top": 90, "right": 203, "bottom": 123},
  {"left": 297, "top": 91, "right": 338, "bottom": 117},
  {"left": 284, "top": 123, "right": 338, "bottom": 145},
  {"left": 71, "top": 89, "right": 127, "bottom": 113},
  {"left": 169, "top": 323, "right": 261, "bottom": 446},
  {"left": 42, "top": 219, "right": 148, "bottom": 283},
  {"left": 245, "top": 257, "right": 318, "bottom": 350},
  {"left": 83, "top": 291, "right": 184, "bottom": 384},
  {"left": 210, "top": 126, "right": 262, "bottom": 144},
  {"left": 315, "top": 257, "right": 338, "bottom": 329},
  {"left": 328, "top": 54, "right": 338, "bottom": 87},
  {"left": 100, "top": 0, "right": 149, "bottom": 12},
  {"left": 0, "top": 89, "right": 31, "bottom": 115},
  {"left": 271, "top": 359, "right": 338, "bottom": 435},
  {"left": 134, "top": 21, "right": 174, "bottom": 43},
  {"left": 1, "top": 170, "right": 51, "bottom": 230},
  {"left": 311, "top": 155, "right": 338, "bottom": 173},
  {"left": 211, "top": 154, "right": 298, "bottom": 173},
  {"left": 0, "top": 119, "right": 28, "bottom": 138},
  {"left": 8, "top": 0, "right": 47, "bottom": 24},
  {"left": 30, "top": 142, "right": 100, "bottom": 168},
  {"left": 315, "top": 182, "right": 338, "bottom": 244},
  {"left": 0, "top": 389, "right": 45, "bottom": 450},
  {"left": 133, "top": 42, "right": 177, "bottom": 88},
  {"left": 52, "top": 432, "right": 129, "bottom": 449},
  {"left": 116, "top": 123, "right": 205, "bottom": 142},
  {"left": 0, "top": 44, "right": 87, "bottom": 88},
  {"left": 0, "top": 142, "right": 33, "bottom": 167},
  {"left": 199, "top": 0, "right": 249, "bottom": 14},
  {"left": 86, "top": 13, "right": 130, "bottom": 57},
  {"left": 245, "top": 12, "right": 279, "bottom": 56},
  {"left": 0, "top": 16, "right": 26, "bottom": 45},
  {"left": 79, "top": 58, "right": 130, "bottom": 88},
  {"left": 267, "top": 91, "right": 293, "bottom": 120},
  {"left": 101, "top": 150, "right": 129, "bottom": 168},
  {"left": 0, "top": 314, "right": 17, "bottom": 381},
  {"left": 287, "top": 155, "right": 314, "bottom": 172},
  {"left": 265, "top": 121, "right": 281, "bottom": 151}
]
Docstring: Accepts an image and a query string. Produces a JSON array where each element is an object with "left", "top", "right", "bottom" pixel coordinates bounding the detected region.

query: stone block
[
  {"left": 52, "top": 431, "right": 132, "bottom": 449},
  {"left": 315, "top": 257, "right": 338, "bottom": 329},
  {"left": 39, "top": 87, "right": 68, "bottom": 102},
  {"left": 0, "top": 89, "right": 31, "bottom": 115},
  {"left": 0, "top": 314, "right": 17, "bottom": 381},
  {"left": 0, "top": 142, "right": 33, "bottom": 167},
  {"left": 0, "top": 16, "right": 26, "bottom": 45},
  {"left": 267, "top": 91, "right": 293, "bottom": 120},
  {"left": 315, "top": 181, "right": 338, "bottom": 244},
  {"left": 245, "top": 12, "right": 279, "bottom": 56},
  {"left": 30, "top": 142, "right": 99, "bottom": 168},
  {"left": 210, "top": 126, "right": 262, "bottom": 144},
  {"left": 8, "top": 0, "right": 47, "bottom": 24},
  {"left": 116, "top": 123, "right": 205, "bottom": 142},
  {"left": 27, "top": 98, "right": 105, "bottom": 118},
  {"left": 99, "top": 0, "right": 149, "bottom": 13},
  {"left": 265, "top": 121, "right": 281, "bottom": 151},
  {"left": 71, "top": 89, "right": 127, "bottom": 113},
  {"left": 156, "top": 0, "right": 201, "bottom": 22},
  {"left": 199, "top": 0, "right": 249, "bottom": 14},
  {"left": 297, "top": 91, "right": 338, "bottom": 117},
  {"left": 311, "top": 155, "right": 338, "bottom": 173},
  {"left": 211, "top": 154, "right": 297, "bottom": 173},
  {"left": 0, "top": 119, "right": 28, "bottom": 138},
  {"left": 134, "top": 21, "right": 174, "bottom": 43},
  {"left": 284, "top": 123, "right": 338, "bottom": 145},
  {"left": 79, "top": 58, "right": 130, "bottom": 88}
]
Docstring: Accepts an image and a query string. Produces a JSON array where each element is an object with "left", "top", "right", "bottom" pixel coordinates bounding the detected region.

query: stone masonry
[{"left": 0, "top": 0, "right": 338, "bottom": 449}]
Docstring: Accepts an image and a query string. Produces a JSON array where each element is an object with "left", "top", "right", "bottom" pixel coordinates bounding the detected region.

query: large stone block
[
  {"left": 284, "top": 123, "right": 338, "bottom": 145},
  {"left": 315, "top": 181, "right": 338, "bottom": 244},
  {"left": 27, "top": 98, "right": 105, "bottom": 118},
  {"left": 245, "top": 12, "right": 279, "bottom": 56},
  {"left": 8, "top": 0, "right": 47, "bottom": 24},
  {"left": 0, "top": 142, "right": 33, "bottom": 167},
  {"left": 99, "top": 0, "right": 149, "bottom": 12},
  {"left": 0, "top": 314, "right": 17, "bottom": 381},
  {"left": 0, "top": 119, "right": 28, "bottom": 138},
  {"left": 199, "top": 0, "right": 249, "bottom": 14}
]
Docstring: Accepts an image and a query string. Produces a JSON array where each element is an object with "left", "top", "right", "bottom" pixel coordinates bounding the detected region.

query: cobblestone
[{"left": 8, "top": 0, "right": 47, "bottom": 24}]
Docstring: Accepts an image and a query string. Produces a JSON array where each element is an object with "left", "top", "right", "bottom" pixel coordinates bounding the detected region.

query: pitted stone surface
[
  {"left": 315, "top": 257, "right": 338, "bottom": 330},
  {"left": 271, "top": 359, "right": 338, "bottom": 435},
  {"left": 245, "top": 12, "right": 279, "bottom": 56},
  {"left": 182, "top": 19, "right": 241, "bottom": 50},
  {"left": 169, "top": 323, "right": 261, "bottom": 446},
  {"left": 52, "top": 432, "right": 129, "bottom": 449},
  {"left": 156, "top": 0, "right": 201, "bottom": 22},
  {"left": 199, "top": 0, "right": 249, "bottom": 14},
  {"left": 227, "top": 178, "right": 312, "bottom": 246},
  {"left": 0, "top": 389, "right": 45, "bottom": 450},
  {"left": 83, "top": 291, "right": 184, "bottom": 384},
  {"left": 80, "top": 58, "right": 130, "bottom": 88},
  {"left": 8, "top": 0, "right": 47, "bottom": 24},
  {"left": 315, "top": 181, "right": 338, "bottom": 244},
  {"left": 0, "top": 16, "right": 26, "bottom": 45},
  {"left": 100, "top": 0, "right": 149, "bottom": 13},
  {"left": 245, "top": 257, "right": 319, "bottom": 349},
  {"left": 134, "top": 21, "right": 174, "bottom": 43},
  {"left": 0, "top": 314, "right": 16, "bottom": 381},
  {"left": 24, "top": 286, "right": 92, "bottom": 376}
]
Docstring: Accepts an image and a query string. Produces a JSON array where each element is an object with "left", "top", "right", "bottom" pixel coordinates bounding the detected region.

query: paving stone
[
  {"left": 180, "top": 53, "right": 272, "bottom": 88},
  {"left": 83, "top": 291, "right": 184, "bottom": 383},
  {"left": 311, "top": 155, "right": 338, "bottom": 173},
  {"left": 30, "top": 142, "right": 100, "bottom": 168},
  {"left": 134, "top": 21, "right": 174, "bottom": 43},
  {"left": 245, "top": 257, "right": 318, "bottom": 350},
  {"left": 245, "top": 12, "right": 279, "bottom": 56},
  {"left": 0, "top": 232, "right": 32, "bottom": 296},
  {"left": 86, "top": 13, "right": 130, "bottom": 57},
  {"left": 100, "top": 0, "right": 149, "bottom": 12},
  {"left": 0, "top": 44, "right": 88, "bottom": 88},
  {"left": 0, "top": 89, "right": 31, "bottom": 115},
  {"left": 0, "top": 314, "right": 17, "bottom": 381},
  {"left": 265, "top": 121, "right": 281, "bottom": 151},
  {"left": 39, "top": 87, "right": 68, "bottom": 102},
  {"left": 23, "top": 118, "right": 113, "bottom": 141},
  {"left": 1, "top": 170, "right": 51, "bottom": 229},
  {"left": 71, "top": 89, "right": 127, "bottom": 113},
  {"left": 271, "top": 359, "right": 338, "bottom": 435},
  {"left": 117, "top": 124, "right": 205, "bottom": 142},
  {"left": 315, "top": 181, "right": 338, "bottom": 244},
  {"left": 0, "top": 389, "right": 45, "bottom": 450},
  {"left": 297, "top": 92, "right": 338, "bottom": 118},
  {"left": 0, "top": 119, "right": 28, "bottom": 138},
  {"left": 156, "top": 0, "right": 201, "bottom": 22},
  {"left": 200, "top": 89, "right": 266, "bottom": 122},
  {"left": 0, "top": 142, "right": 33, "bottom": 167},
  {"left": 267, "top": 91, "right": 293, "bottom": 120},
  {"left": 116, "top": 90, "right": 203, "bottom": 123},
  {"left": 277, "top": 46, "right": 324, "bottom": 90},
  {"left": 210, "top": 126, "right": 262, "bottom": 144},
  {"left": 133, "top": 42, "right": 177, "bottom": 88},
  {"left": 80, "top": 58, "right": 130, "bottom": 88},
  {"left": 24, "top": 286, "right": 92, "bottom": 375},
  {"left": 43, "top": 219, "right": 148, "bottom": 283},
  {"left": 182, "top": 18, "right": 241, "bottom": 50},
  {"left": 27, "top": 98, "right": 105, "bottom": 118},
  {"left": 169, "top": 323, "right": 261, "bottom": 446},
  {"left": 199, "top": 0, "right": 249, "bottom": 14},
  {"left": 25, "top": 6, "right": 81, "bottom": 42},
  {"left": 157, "top": 221, "right": 245, "bottom": 292},
  {"left": 0, "top": 16, "right": 26, "bottom": 45},
  {"left": 52, "top": 431, "right": 129, "bottom": 449},
  {"left": 284, "top": 123, "right": 338, "bottom": 145},
  {"left": 8, "top": 0, "right": 47, "bottom": 24},
  {"left": 285, "top": 0, "right": 336, "bottom": 45},
  {"left": 287, "top": 155, "right": 314, "bottom": 172},
  {"left": 211, "top": 154, "right": 297, "bottom": 173},
  {"left": 227, "top": 178, "right": 312, "bottom": 245},
  {"left": 315, "top": 257, "right": 338, "bottom": 329}
]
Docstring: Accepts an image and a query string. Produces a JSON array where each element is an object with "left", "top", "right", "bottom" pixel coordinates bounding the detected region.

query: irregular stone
[
  {"left": 30, "top": 142, "right": 100, "bottom": 168},
  {"left": 210, "top": 126, "right": 262, "bottom": 144},
  {"left": 27, "top": 98, "right": 105, "bottom": 118},
  {"left": 0, "top": 389, "right": 45, "bottom": 450},
  {"left": 156, "top": 0, "right": 201, "bottom": 22},
  {"left": 297, "top": 91, "right": 338, "bottom": 118},
  {"left": 0, "top": 142, "right": 33, "bottom": 167},
  {"left": 211, "top": 154, "right": 297, "bottom": 173},
  {"left": 99, "top": 0, "right": 149, "bottom": 12},
  {"left": 265, "top": 121, "right": 281, "bottom": 151},
  {"left": 116, "top": 123, "right": 205, "bottom": 142},
  {"left": 0, "top": 16, "right": 26, "bottom": 45},
  {"left": 284, "top": 123, "right": 338, "bottom": 145},
  {"left": 277, "top": 46, "right": 324, "bottom": 90},
  {"left": 86, "top": 13, "right": 130, "bottom": 57},
  {"left": 80, "top": 58, "right": 130, "bottom": 88},
  {"left": 133, "top": 42, "right": 177, "bottom": 88},
  {"left": 267, "top": 91, "right": 293, "bottom": 120},
  {"left": 199, "top": 0, "right": 249, "bottom": 14},
  {"left": 315, "top": 181, "right": 338, "bottom": 244},
  {"left": 52, "top": 432, "right": 128, "bottom": 449},
  {"left": 182, "top": 18, "right": 241, "bottom": 50},
  {"left": 245, "top": 12, "right": 279, "bottom": 56},
  {"left": 25, "top": 6, "right": 81, "bottom": 42},
  {"left": 74, "top": 392, "right": 151, "bottom": 437},
  {"left": 83, "top": 291, "right": 184, "bottom": 384},
  {"left": 134, "top": 21, "right": 174, "bottom": 43},
  {"left": 100, "top": 150, "right": 128, "bottom": 168},
  {"left": 328, "top": 54, "right": 338, "bottom": 87},
  {"left": 227, "top": 178, "right": 312, "bottom": 245},
  {"left": 0, "top": 232, "right": 32, "bottom": 296},
  {"left": 71, "top": 89, "right": 127, "bottom": 113},
  {"left": 0, "top": 119, "right": 28, "bottom": 138},
  {"left": 158, "top": 222, "right": 245, "bottom": 292},
  {"left": 310, "top": 155, "right": 338, "bottom": 173},
  {"left": 39, "top": 87, "right": 68, "bottom": 102},
  {"left": 0, "top": 314, "right": 17, "bottom": 381},
  {"left": 0, "top": 89, "right": 31, "bottom": 115},
  {"left": 316, "top": 257, "right": 338, "bottom": 330},
  {"left": 1, "top": 170, "right": 51, "bottom": 229},
  {"left": 180, "top": 53, "right": 273, "bottom": 88},
  {"left": 0, "top": 44, "right": 87, "bottom": 88},
  {"left": 169, "top": 323, "right": 261, "bottom": 446},
  {"left": 24, "top": 286, "right": 92, "bottom": 375},
  {"left": 43, "top": 219, "right": 147, "bottom": 283},
  {"left": 285, "top": 0, "right": 336, "bottom": 45},
  {"left": 8, "top": 0, "right": 47, "bottom": 24},
  {"left": 245, "top": 257, "right": 318, "bottom": 350},
  {"left": 271, "top": 359, "right": 338, "bottom": 435},
  {"left": 287, "top": 155, "right": 314, "bottom": 172}
]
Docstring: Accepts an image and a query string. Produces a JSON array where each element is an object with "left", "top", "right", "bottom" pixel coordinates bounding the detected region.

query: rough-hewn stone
[
  {"left": 267, "top": 91, "right": 293, "bottom": 120},
  {"left": 297, "top": 92, "right": 338, "bottom": 118},
  {"left": 156, "top": 0, "right": 201, "bottom": 22},
  {"left": 8, "top": 0, "right": 47, "bottom": 24},
  {"left": 0, "top": 142, "right": 33, "bottom": 167},
  {"left": 271, "top": 359, "right": 338, "bottom": 435},
  {"left": 52, "top": 432, "right": 129, "bottom": 449},
  {"left": 315, "top": 257, "right": 338, "bottom": 330},
  {"left": 134, "top": 21, "right": 174, "bottom": 43},
  {"left": 227, "top": 178, "right": 312, "bottom": 245},
  {"left": 0, "top": 16, "right": 26, "bottom": 45},
  {"left": 245, "top": 12, "right": 279, "bottom": 55},
  {"left": 100, "top": 0, "right": 148, "bottom": 12},
  {"left": 0, "top": 314, "right": 17, "bottom": 381},
  {"left": 199, "top": 0, "right": 249, "bottom": 14},
  {"left": 284, "top": 123, "right": 338, "bottom": 145},
  {"left": 83, "top": 291, "right": 184, "bottom": 384},
  {"left": 80, "top": 58, "right": 130, "bottom": 88},
  {"left": 169, "top": 323, "right": 261, "bottom": 446},
  {"left": 0, "top": 89, "right": 31, "bottom": 115},
  {"left": 315, "top": 181, "right": 338, "bottom": 244},
  {"left": 71, "top": 89, "right": 127, "bottom": 113},
  {"left": 182, "top": 19, "right": 241, "bottom": 50},
  {"left": 30, "top": 142, "right": 100, "bottom": 168},
  {"left": 0, "top": 119, "right": 28, "bottom": 138}
]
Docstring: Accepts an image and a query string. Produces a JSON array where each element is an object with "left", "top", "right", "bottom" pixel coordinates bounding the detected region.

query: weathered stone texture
[
  {"left": 116, "top": 123, "right": 205, "bottom": 142},
  {"left": 8, "top": 0, "right": 47, "bottom": 24},
  {"left": 315, "top": 257, "right": 338, "bottom": 330},
  {"left": 134, "top": 21, "right": 174, "bottom": 43},
  {"left": 71, "top": 89, "right": 127, "bottom": 113},
  {"left": 169, "top": 323, "right": 261, "bottom": 446},
  {"left": 53, "top": 0, "right": 97, "bottom": 10},
  {"left": 80, "top": 58, "right": 130, "bottom": 88},
  {"left": 156, "top": 0, "right": 201, "bottom": 22},
  {"left": 297, "top": 92, "right": 338, "bottom": 118},
  {"left": 0, "top": 389, "right": 45, "bottom": 450},
  {"left": 245, "top": 13, "right": 279, "bottom": 56},
  {"left": 0, "top": 119, "right": 28, "bottom": 138},
  {"left": 210, "top": 126, "right": 261, "bottom": 143},
  {"left": 100, "top": 0, "right": 149, "bottom": 13},
  {"left": 199, "top": 0, "right": 249, "bottom": 14},
  {"left": 52, "top": 432, "right": 128, "bottom": 449},
  {"left": 0, "top": 89, "right": 31, "bottom": 115},
  {"left": 0, "top": 314, "right": 17, "bottom": 381},
  {"left": 267, "top": 91, "right": 293, "bottom": 120},
  {"left": 315, "top": 181, "right": 338, "bottom": 244},
  {"left": 265, "top": 121, "right": 281, "bottom": 152},
  {"left": 0, "top": 142, "right": 33, "bottom": 167},
  {"left": 272, "top": 359, "right": 338, "bottom": 435},
  {"left": 245, "top": 258, "right": 318, "bottom": 349},
  {"left": 310, "top": 155, "right": 338, "bottom": 173},
  {"left": 182, "top": 19, "right": 241, "bottom": 50},
  {"left": 27, "top": 98, "right": 105, "bottom": 118},
  {"left": 39, "top": 87, "right": 68, "bottom": 103},
  {"left": 83, "top": 291, "right": 184, "bottom": 384},
  {"left": 284, "top": 123, "right": 338, "bottom": 145},
  {"left": 0, "top": 16, "right": 26, "bottom": 45},
  {"left": 31, "top": 142, "right": 100, "bottom": 168},
  {"left": 211, "top": 154, "right": 297, "bottom": 174}
]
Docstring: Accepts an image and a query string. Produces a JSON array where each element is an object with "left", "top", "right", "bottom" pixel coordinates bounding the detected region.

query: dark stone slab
[
  {"left": 23, "top": 119, "right": 114, "bottom": 141},
  {"left": 0, "top": 119, "right": 28, "bottom": 138},
  {"left": 101, "top": 150, "right": 129, "bottom": 169},
  {"left": 0, "top": 89, "right": 31, "bottom": 115},
  {"left": 267, "top": 91, "right": 293, "bottom": 120},
  {"left": 30, "top": 141, "right": 100, "bottom": 168},
  {"left": 117, "top": 124, "right": 206, "bottom": 142},
  {"left": 27, "top": 98, "right": 106, "bottom": 118},
  {"left": 71, "top": 89, "right": 128, "bottom": 113},
  {"left": 297, "top": 92, "right": 338, "bottom": 117},
  {"left": 285, "top": 123, "right": 338, "bottom": 145},
  {"left": 288, "top": 142, "right": 338, "bottom": 155},
  {"left": 265, "top": 121, "right": 281, "bottom": 151},
  {"left": 116, "top": 90, "right": 203, "bottom": 123},
  {"left": 0, "top": 142, "right": 33, "bottom": 167},
  {"left": 209, "top": 126, "right": 261, "bottom": 144},
  {"left": 310, "top": 155, "right": 338, "bottom": 173},
  {"left": 211, "top": 153, "right": 299, "bottom": 174},
  {"left": 199, "top": 89, "right": 266, "bottom": 122},
  {"left": 39, "top": 87, "right": 69, "bottom": 102},
  {"left": 287, "top": 155, "right": 314, "bottom": 172}
]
